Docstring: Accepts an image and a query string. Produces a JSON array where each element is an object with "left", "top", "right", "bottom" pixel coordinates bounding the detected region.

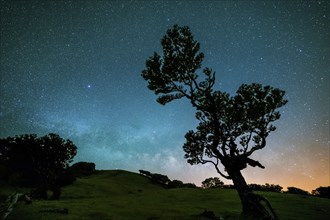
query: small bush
[
  {"left": 248, "top": 183, "right": 283, "bottom": 192},
  {"left": 182, "top": 183, "right": 197, "bottom": 188},
  {"left": 69, "top": 162, "right": 95, "bottom": 177},
  {"left": 139, "top": 170, "right": 170, "bottom": 186},
  {"left": 139, "top": 170, "right": 151, "bottom": 176},
  {"left": 286, "top": 187, "right": 309, "bottom": 195},
  {"left": 168, "top": 180, "right": 184, "bottom": 188}
]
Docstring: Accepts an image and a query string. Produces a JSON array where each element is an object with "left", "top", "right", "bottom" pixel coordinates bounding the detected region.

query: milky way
[{"left": 1, "top": 0, "right": 329, "bottom": 191}]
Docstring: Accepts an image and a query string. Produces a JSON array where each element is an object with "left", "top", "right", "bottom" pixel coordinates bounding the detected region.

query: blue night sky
[{"left": 0, "top": 0, "right": 329, "bottom": 192}]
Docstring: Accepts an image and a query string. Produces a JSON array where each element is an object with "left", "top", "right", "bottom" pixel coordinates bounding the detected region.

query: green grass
[{"left": 1, "top": 170, "right": 329, "bottom": 219}]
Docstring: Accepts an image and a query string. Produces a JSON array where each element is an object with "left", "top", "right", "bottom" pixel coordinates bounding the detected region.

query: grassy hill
[{"left": 1, "top": 170, "right": 329, "bottom": 219}]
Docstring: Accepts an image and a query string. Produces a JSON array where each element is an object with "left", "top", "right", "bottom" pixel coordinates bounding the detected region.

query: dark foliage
[
  {"left": 139, "top": 169, "right": 151, "bottom": 176},
  {"left": 69, "top": 161, "right": 95, "bottom": 177},
  {"left": 152, "top": 173, "right": 171, "bottom": 185},
  {"left": 168, "top": 180, "right": 197, "bottom": 189},
  {"left": 0, "top": 164, "right": 8, "bottom": 179},
  {"left": 142, "top": 25, "right": 287, "bottom": 218},
  {"left": 56, "top": 169, "right": 76, "bottom": 187},
  {"left": 249, "top": 183, "right": 283, "bottom": 192},
  {"left": 182, "top": 183, "right": 198, "bottom": 188},
  {"left": 139, "top": 170, "right": 170, "bottom": 186},
  {"left": 286, "top": 187, "right": 309, "bottom": 195},
  {"left": 312, "top": 186, "right": 330, "bottom": 199},
  {"left": 139, "top": 170, "right": 196, "bottom": 188},
  {"left": 202, "top": 177, "right": 224, "bottom": 189},
  {"left": 168, "top": 179, "right": 184, "bottom": 188},
  {"left": 222, "top": 184, "right": 235, "bottom": 189},
  {"left": 0, "top": 133, "right": 77, "bottom": 199}
]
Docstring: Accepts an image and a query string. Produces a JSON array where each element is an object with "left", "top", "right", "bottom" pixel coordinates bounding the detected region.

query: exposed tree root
[{"left": 243, "top": 192, "right": 278, "bottom": 220}]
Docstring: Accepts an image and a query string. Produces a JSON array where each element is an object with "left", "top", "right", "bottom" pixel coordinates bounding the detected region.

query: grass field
[{"left": 1, "top": 170, "right": 329, "bottom": 219}]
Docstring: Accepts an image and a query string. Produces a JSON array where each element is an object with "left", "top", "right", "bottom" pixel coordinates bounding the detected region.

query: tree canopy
[
  {"left": 142, "top": 25, "right": 287, "bottom": 179},
  {"left": 142, "top": 25, "right": 287, "bottom": 218},
  {"left": 0, "top": 133, "right": 77, "bottom": 199},
  {"left": 202, "top": 177, "right": 224, "bottom": 189},
  {"left": 312, "top": 186, "right": 330, "bottom": 198}
]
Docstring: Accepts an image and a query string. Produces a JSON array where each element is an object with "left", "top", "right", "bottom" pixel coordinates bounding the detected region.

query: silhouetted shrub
[
  {"left": 70, "top": 162, "right": 95, "bottom": 177},
  {"left": 139, "top": 170, "right": 170, "bottom": 186},
  {"left": 168, "top": 179, "right": 184, "bottom": 188},
  {"left": 151, "top": 173, "right": 171, "bottom": 185},
  {"left": 248, "top": 183, "right": 282, "bottom": 192},
  {"left": 286, "top": 187, "right": 309, "bottom": 195},
  {"left": 139, "top": 169, "right": 151, "bottom": 176},
  {"left": 312, "top": 186, "right": 330, "bottom": 199},
  {"left": 223, "top": 184, "right": 235, "bottom": 189},
  {"left": 139, "top": 169, "right": 197, "bottom": 188},
  {"left": 182, "top": 183, "right": 197, "bottom": 188}
]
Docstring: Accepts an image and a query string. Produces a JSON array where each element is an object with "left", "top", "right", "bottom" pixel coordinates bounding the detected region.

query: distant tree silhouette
[
  {"left": 142, "top": 25, "right": 287, "bottom": 219},
  {"left": 222, "top": 184, "right": 235, "bottom": 189},
  {"left": 139, "top": 170, "right": 196, "bottom": 189},
  {"left": 0, "top": 133, "right": 77, "bottom": 199},
  {"left": 139, "top": 170, "right": 171, "bottom": 186},
  {"left": 249, "top": 183, "right": 283, "bottom": 193},
  {"left": 168, "top": 179, "right": 184, "bottom": 188},
  {"left": 182, "top": 182, "right": 197, "bottom": 188},
  {"left": 69, "top": 161, "right": 95, "bottom": 177},
  {"left": 139, "top": 169, "right": 152, "bottom": 176},
  {"left": 286, "top": 187, "right": 309, "bottom": 196},
  {"left": 312, "top": 186, "right": 330, "bottom": 199},
  {"left": 202, "top": 177, "right": 224, "bottom": 189}
]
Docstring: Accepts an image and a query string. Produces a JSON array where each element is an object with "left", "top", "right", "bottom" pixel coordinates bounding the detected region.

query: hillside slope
[{"left": 2, "top": 170, "right": 330, "bottom": 220}]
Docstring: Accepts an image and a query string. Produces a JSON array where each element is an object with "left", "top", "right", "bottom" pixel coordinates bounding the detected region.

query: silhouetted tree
[
  {"left": 0, "top": 133, "right": 77, "bottom": 199},
  {"left": 264, "top": 183, "right": 283, "bottom": 192},
  {"left": 0, "top": 134, "right": 38, "bottom": 186},
  {"left": 142, "top": 25, "right": 287, "bottom": 219},
  {"left": 151, "top": 173, "right": 171, "bottom": 185},
  {"left": 202, "top": 177, "right": 224, "bottom": 189},
  {"left": 312, "top": 186, "right": 330, "bottom": 199},
  {"left": 248, "top": 183, "right": 282, "bottom": 192}
]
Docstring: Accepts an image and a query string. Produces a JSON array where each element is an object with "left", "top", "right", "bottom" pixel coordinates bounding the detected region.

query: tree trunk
[{"left": 228, "top": 168, "right": 278, "bottom": 219}]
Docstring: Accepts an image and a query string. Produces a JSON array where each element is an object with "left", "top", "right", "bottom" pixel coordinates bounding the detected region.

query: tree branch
[
  {"left": 246, "top": 157, "right": 265, "bottom": 169},
  {"left": 245, "top": 135, "right": 266, "bottom": 157},
  {"left": 200, "top": 158, "right": 231, "bottom": 179},
  {"left": 243, "top": 131, "right": 253, "bottom": 154}
]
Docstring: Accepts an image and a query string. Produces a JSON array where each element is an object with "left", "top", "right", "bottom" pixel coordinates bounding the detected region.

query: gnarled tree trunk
[{"left": 227, "top": 168, "right": 278, "bottom": 219}]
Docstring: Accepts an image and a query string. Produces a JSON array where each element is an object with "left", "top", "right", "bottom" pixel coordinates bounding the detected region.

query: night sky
[{"left": 0, "top": 0, "right": 329, "bottom": 192}]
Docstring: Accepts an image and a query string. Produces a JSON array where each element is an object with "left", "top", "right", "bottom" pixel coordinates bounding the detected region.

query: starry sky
[{"left": 0, "top": 0, "right": 329, "bottom": 192}]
